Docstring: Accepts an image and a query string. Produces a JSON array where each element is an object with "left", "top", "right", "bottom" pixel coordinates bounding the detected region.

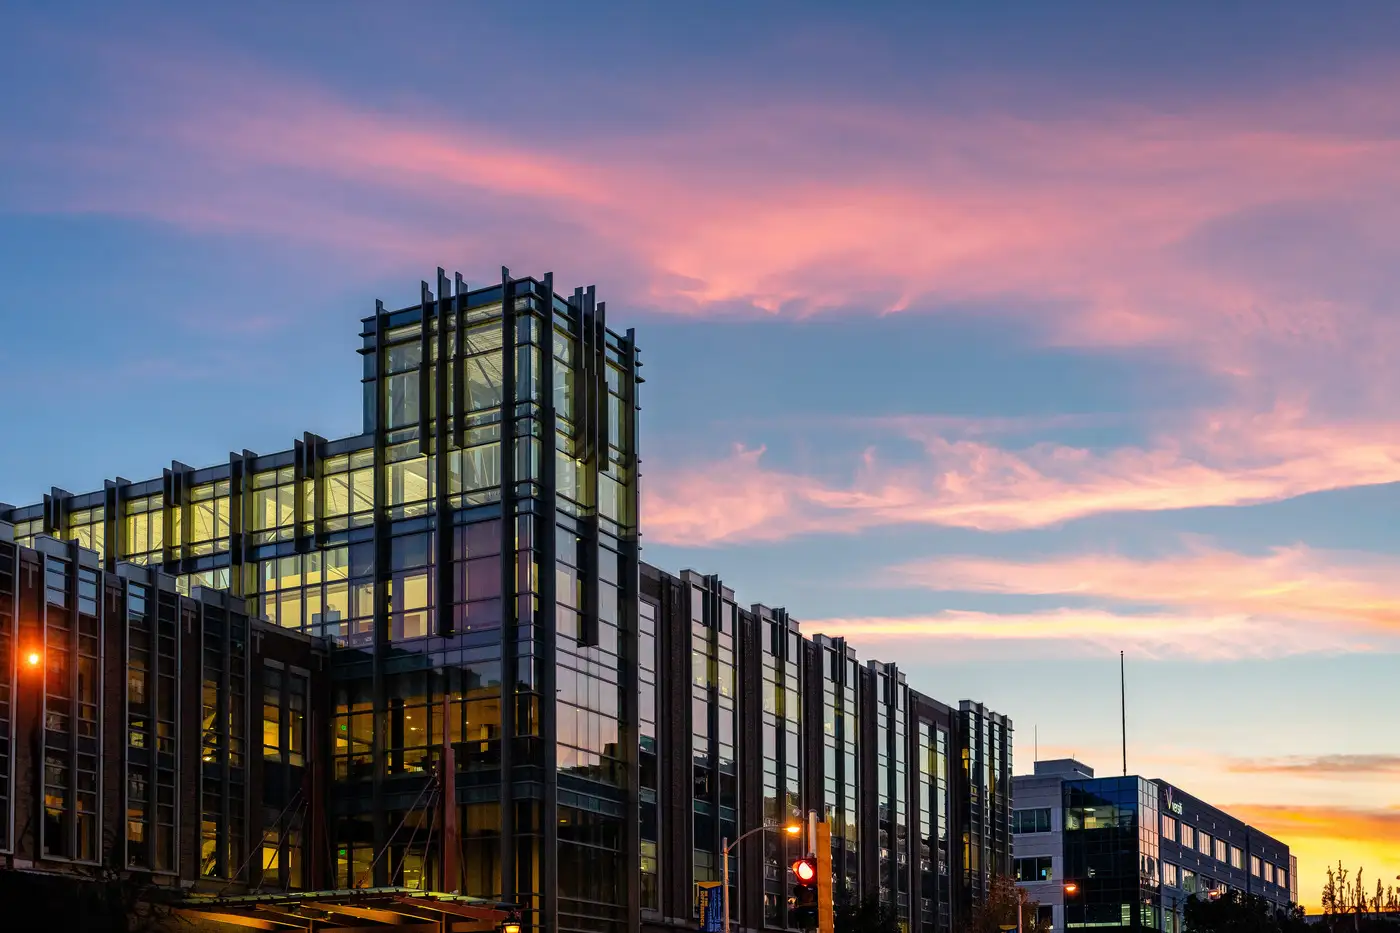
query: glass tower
[
  {"left": 1, "top": 270, "right": 642, "bottom": 933},
  {"left": 1062, "top": 776, "right": 1161, "bottom": 932}
]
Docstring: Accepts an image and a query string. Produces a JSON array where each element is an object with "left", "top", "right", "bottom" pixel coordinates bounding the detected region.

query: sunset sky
[{"left": 3, "top": 1, "right": 1399, "bottom": 909}]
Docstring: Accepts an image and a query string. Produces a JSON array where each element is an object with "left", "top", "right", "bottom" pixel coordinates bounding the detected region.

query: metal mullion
[
  {"left": 370, "top": 299, "right": 389, "bottom": 884},
  {"left": 3, "top": 541, "right": 15, "bottom": 854},
  {"left": 122, "top": 578, "right": 132, "bottom": 869},
  {"left": 93, "top": 552, "right": 106, "bottom": 865},
  {"left": 536, "top": 272, "right": 560, "bottom": 933},
  {"left": 66, "top": 544, "right": 81, "bottom": 861},
  {"left": 619, "top": 326, "right": 642, "bottom": 933},
  {"left": 498, "top": 268, "right": 517, "bottom": 904},
  {"left": 37, "top": 553, "right": 49, "bottom": 857},
  {"left": 161, "top": 469, "right": 176, "bottom": 570},
  {"left": 221, "top": 607, "right": 232, "bottom": 878},
  {"left": 293, "top": 440, "right": 307, "bottom": 553},
  {"left": 418, "top": 280, "right": 433, "bottom": 455},
  {"left": 434, "top": 268, "right": 452, "bottom": 638},
  {"left": 172, "top": 597, "right": 183, "bottom": 877},
  {"left": 453, "top": 273, "right": 466, "bottom": 450}
]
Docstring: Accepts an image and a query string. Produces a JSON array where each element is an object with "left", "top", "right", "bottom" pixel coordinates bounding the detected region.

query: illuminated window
[
  {"left": 66, "top": 507, "right": 105, "bottom": 558},
  {"left": 189, "top": 481, "right": 230, "bottom": 556},
  {"left": 251, "top": 468, "right": 295, "bottom": 544},
  {"left": 123, "top": 495, "right": 164, "bottom": 564}
]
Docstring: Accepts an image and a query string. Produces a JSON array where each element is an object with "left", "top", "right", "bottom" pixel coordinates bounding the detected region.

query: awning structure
[{"left": 176, "top": 887, "right": 519, "bottom": 932}]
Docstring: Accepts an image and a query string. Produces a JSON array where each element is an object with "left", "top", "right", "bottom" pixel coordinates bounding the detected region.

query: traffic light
[{"left": 791, "top": 858, "right": 818, "bottom": 929}]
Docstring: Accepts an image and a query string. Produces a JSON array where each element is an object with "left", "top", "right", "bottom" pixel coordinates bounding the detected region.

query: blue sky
[{"left": 4, "top": 1, "right": 1400, "bottom": 900}]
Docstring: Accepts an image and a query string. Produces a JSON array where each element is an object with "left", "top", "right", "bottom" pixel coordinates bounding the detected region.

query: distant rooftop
[{"left": 1031, "top": 758, "right": 1096, "bottom": 779}]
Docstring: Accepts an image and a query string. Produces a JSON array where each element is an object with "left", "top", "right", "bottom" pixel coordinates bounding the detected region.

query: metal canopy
[{"left": 175, "top": 887, "right": 517, "bottom": 932}]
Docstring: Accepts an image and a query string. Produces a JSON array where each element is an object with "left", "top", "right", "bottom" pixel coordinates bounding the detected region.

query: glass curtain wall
[
  {"left": 761, "top": 612, "right": 803, "bottom": 928},
  {"left": 917, "top": 720, "right": 952, "bottom": 933},
  {"left": 872, "top": 665, "right": 909, "bottom": 925},
  {"left": 689, "top": 580, "right": 738, "bottom": 919},
  {"left": 1063, "top": 777, "right": 1159, "bottom": 932},
  {"left": 818, "top": 638, "right": 860, "bottom": 902},
  {"left": 0, "top": 274, "right": 641, "bottom": 932}
]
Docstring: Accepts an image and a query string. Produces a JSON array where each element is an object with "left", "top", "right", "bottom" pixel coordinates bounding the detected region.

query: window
[
  {"left": 1162, "top": 862, "right": 1179, "bottom": 887},
  {"left": 1013, "top": 808, "right": 1052, "bottom": 834},
  {"left": 189, "top": 482, "right": 230, "bottom": 556},
  {"left": 1161, "top": 815, "right": 1177, "bottom": 842},
  {"left": 1251, "top": 855, "right": 1261, "bottom": 877},
  {"left": 1214, "top": 838, "right": 1227, "bottom": 863},
  {"left": 66, "top": 507, "right": 106, "bottom": 558},
  {"left": 1015, "top": 856, "right": 1053, "bottom": 882},
  {"left": 251, "top": 468, "right": 296, "bottom": 545},
  {"left": 1263, "top": 863, "right": 1274, "bottom": 884},
  {"left": 1276, "top": 866, "right": 1287, "bottom": 890},
  {"left": 1182, "top": 869, "right": 1197, "bottom": 895},
  {"left": 1181, "top": 824, "right": 1194, "bottom": 849},
  {"left": 1229, "top": 846, "right": 1243, "bottom": 869},
  {"left": 1198, "top": 831, "right": 1212, "bottom": 857},
  {"left": 123, "top": 494, "right": 165, "bottom": 564}
]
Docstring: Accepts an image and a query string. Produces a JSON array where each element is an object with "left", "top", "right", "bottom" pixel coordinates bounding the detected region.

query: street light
[
  {"left": 722, "top": 824, "right": 803, "bottom": 933},
  {"left": 25, "top": 651, "right": 40, "bottom": 668},
  {"left": 1063, "top": 882, "right": 1080, "bottom": 896}
]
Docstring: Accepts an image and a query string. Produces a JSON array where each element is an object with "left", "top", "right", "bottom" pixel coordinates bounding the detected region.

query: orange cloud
[
  {"left": 1224, "top": 805, "right": 1400, "bottom": 911},
  {"left": 643, "top": 406, "right": 1400, "bottom": 544}
]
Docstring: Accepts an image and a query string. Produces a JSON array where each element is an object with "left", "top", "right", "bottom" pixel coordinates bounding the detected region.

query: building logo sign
[{"left": 1165, "top": 786, "right": 1183, "bottom": 815}]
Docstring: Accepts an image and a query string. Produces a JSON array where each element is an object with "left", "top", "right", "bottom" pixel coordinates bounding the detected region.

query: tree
[
  {"left": 1182, "top": 890, "right": 1308, "bottom": 933},
  {"left": 959, "top": 874, "right": 1049, "bottom": 933},
  {"left": 1320, "top": 861, "right": 1400, "bottom": 933}
]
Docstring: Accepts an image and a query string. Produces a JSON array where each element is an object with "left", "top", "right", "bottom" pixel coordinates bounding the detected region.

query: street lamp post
[{"left": 722, "top": 824, "right": 802, "bottom": 933}]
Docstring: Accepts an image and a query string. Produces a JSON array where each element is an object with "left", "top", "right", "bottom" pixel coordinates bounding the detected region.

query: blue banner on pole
[{"left": 697, "top": 882, "right": 724, "bottom": 933}]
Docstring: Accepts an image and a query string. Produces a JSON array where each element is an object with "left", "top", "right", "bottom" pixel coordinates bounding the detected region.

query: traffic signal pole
[{"left": 816, "top": 819, "right": 834, "bottom": 933}]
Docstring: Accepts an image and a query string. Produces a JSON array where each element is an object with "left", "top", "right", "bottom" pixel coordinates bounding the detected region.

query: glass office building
[
  {"left": 1062, "top": 776, "right": 1161, "bottom": 930},
  {"left": 3, "top": 270, "right": 643, "bottom": 933},
  {"left": 2, "top": 268, "right": 1012, "bottom": 933},
  {"left": 1015, "top": 762, "right": 1295, "bottom": 933},
  {"left": 0, "top": 524, "right": 326, "bottom": 894},
  {"left": 642, "top": 566, "right": 1011, "bottom": 933}
]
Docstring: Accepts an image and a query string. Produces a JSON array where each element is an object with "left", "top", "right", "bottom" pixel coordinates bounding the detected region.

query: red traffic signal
[{"left": 792, "top": 858, "right": 817, "bottom": 884}]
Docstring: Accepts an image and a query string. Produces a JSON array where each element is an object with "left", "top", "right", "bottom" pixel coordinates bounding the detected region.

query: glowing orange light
[
  {"left": 792, "top": 859, "right": 817, "bottom": 883},
  {"left": 25, "top": 652, "right": 40, "bottom": 667},
  {"left": 1063, "top": 882, "right": 1080, "bottom": 896}
]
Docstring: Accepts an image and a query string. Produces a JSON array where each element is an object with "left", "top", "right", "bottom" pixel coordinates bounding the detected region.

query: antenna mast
[{"left": 1120, "top": 650, "right": 1127, "bottom": 776}]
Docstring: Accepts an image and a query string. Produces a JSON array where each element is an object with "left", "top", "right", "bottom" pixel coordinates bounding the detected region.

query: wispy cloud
[
  {"left": 890, "top": 541, "right": 1400, "bottom": 634},
  {"left": 800, "top": 608, "right": 1389, "bottom": 662},
  {"left": 643, "top": 406, "right": 1400, "bottom": 545},
  {"left": 1228, "top": 755, "right": 1400, "bottom": 777},
  {"left": 11, "top": 43, "right": 1400, "bottom": 384}
]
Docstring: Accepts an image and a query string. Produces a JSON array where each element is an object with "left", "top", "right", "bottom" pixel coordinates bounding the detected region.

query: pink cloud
[
  {"left": 800, "top": 608, "right": 1389, "bottom": 662},
  {"left": 642, "top": 405, "right": 1400, "bottom": 545},
  {"left": 889, "top": 540, "right": 1400, "bottom": 634},
  {"left": 16, "top": 49, "right": 1400, "bottom": 381}
]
